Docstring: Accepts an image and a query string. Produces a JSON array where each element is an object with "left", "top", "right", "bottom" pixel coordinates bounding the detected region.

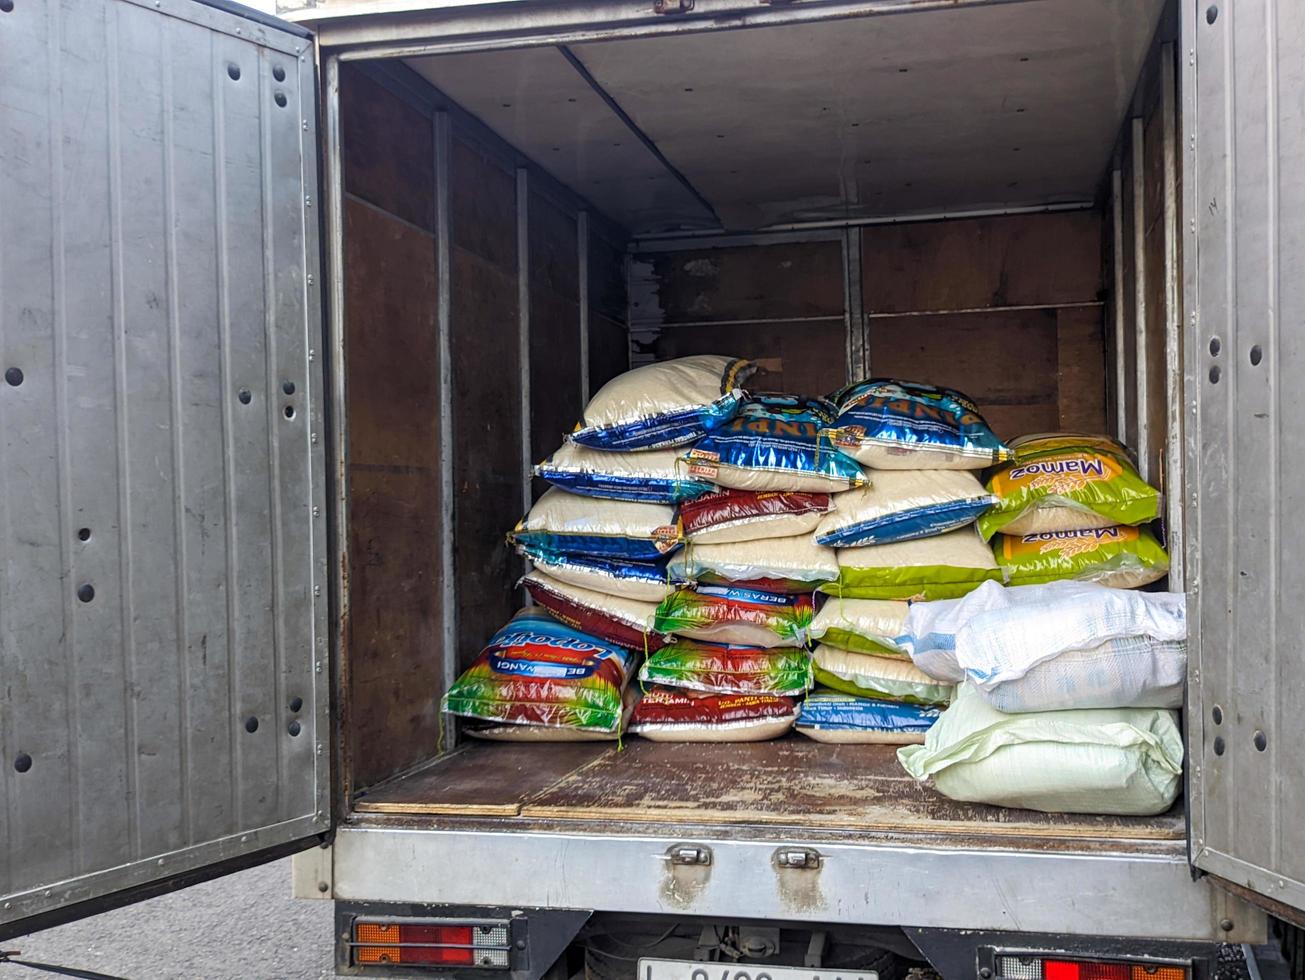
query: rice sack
[
  {"left": 979, "top": 433, "right": 1161, "bottom": 539},
  {"left": 535, "top": 442, "right": 715, "bottom": 504},
  {"left": 509, "top": 487, "right": 682, "bottom": 561},
  {"left": 796, "top": 690, "right": 941, "bottom": 745},
  {"left": 995, "top": 526, "right": 1169, "bottom": 590},
  {"left": 814, "top": 470, "right": 995, "bottom": 547},
  {"left": 825, "top": 379, "right": 1012, "bottom": 470},
  {"left": 681, "top": 488, "right": 833, "bottom": 544},
  {"left": 570, "top": 355, "right": 754, "bottom": 451},
  {"left": 901, "top": 579, "right": 1187, "bottom": 710},
  {"left": 809, "top": 598, "right": 910, "bottom": 659},
  {"left": 629, "top": 688, "right": 798, "bottom": 742},
  {"left": 638, "top": 641, "right": 812, "bottom": 697},
  {"left": 466, "top": 688, "right": 639, "bottom": 742},
  {"left": 897, "top": 684, "right": 1183, "bottom": 816},
  {"left": 821, "top": 527, "right": 1003, "bottom": 601},
  {"left": 668, "top": 534, "right": 838, "bottom": 593},
  {"left": 522, "top": 571, "right": 671, "bottom": 652},
  {"left": 518, "top": 546, "right": 679, "bottom": 602},
  {"left": 811, "top": 645, "right": 955, "bottom": 706},
  {"left": 442, "top": 607, "right": 635, "bottom": 733},
  {"left": 685, "top": 394, "right": 865, "bottom": 493},
  {"left": 655, "top": 585, "right": 814, "bottom": 648}
]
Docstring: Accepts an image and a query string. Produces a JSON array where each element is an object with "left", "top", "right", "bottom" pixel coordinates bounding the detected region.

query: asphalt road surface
[{"left": 2, "top": 859, "right": 334, "bottom": 980}]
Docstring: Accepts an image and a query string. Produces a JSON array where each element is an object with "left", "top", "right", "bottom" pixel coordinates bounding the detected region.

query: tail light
[
  {"left": 352, "top": 918, "right": 512, "bottom": 969},
  {"left": 995, "top": 956, "right": 1189, "bottom": 980}
]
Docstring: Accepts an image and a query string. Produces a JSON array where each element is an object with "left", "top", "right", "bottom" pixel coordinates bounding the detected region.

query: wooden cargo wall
[
  {"left": 629, "top": 241, "right": 848, "bottom": 398},
  {"left": 860, "top": 211, "right": 1108, "bottom": 442},
  {"left": 340, "top": 65, "right": 629, "bottom": 793},
  {"left": 340, "top": 66, "right": 444, "bottom": 793}
]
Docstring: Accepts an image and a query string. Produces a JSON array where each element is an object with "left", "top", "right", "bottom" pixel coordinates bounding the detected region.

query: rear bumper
[{"left": 323, "top": 824, "right": 1265, "bottom": 944}]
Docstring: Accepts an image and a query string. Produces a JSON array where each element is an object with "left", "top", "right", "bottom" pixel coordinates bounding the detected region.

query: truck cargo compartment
[{"left": 333, "top": 0, "right": 1185, "bottom": 855}]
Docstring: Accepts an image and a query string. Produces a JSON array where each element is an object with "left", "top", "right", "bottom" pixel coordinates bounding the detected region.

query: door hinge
[{"left": 653, "top": 0, "right": 694, "bottom": 12}]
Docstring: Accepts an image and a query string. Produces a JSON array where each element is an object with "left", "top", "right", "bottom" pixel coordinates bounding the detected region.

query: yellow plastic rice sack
[
  {"left": 994, "top": 526, "right": 1169, "bottom": 589},
  {"left": 979, "top": 434, "right": 1161, "bottom": 540}
]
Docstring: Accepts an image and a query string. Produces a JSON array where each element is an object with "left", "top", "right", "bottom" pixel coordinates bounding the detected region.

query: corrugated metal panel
[
  {"left": 1188, "top": 0, "right": 1305, "bottom": 914},
  {"left": 0, "top": 0, "right": 328, "bottom": 929}
]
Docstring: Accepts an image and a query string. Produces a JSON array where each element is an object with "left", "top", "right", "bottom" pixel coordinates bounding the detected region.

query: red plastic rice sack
[
  {"left": 679, "top": 488, "right": 833, "bottom": 544},
  {"left": 637, "top": 641, "right": 812, "bottom": 696},
  {"left": 628, "top": 688, "right": 798, "bottom": 742},
  {"left": 654, "top": 585, "right": 815, "bottom": 648},
  {"left": 441, "top": 607, "right": 635, "bottom": 733},
  {"left": 523, "top": 571, "right": 672, "bottom": 652}
]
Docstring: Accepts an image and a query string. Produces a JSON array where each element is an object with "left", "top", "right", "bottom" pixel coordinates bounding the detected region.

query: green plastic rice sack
[
  {"left": 897, "top": 683, "right": 1183, "bottom": 815},
  {"left": 811, "top": 645, "right": 954, "bottom": 706},
  {"left": 979, "top": 434, "right": 1161, "bottom": 540},
  {"left": 655, "top": 586, "right": 814, "bottom": 648},
  {"left": 808, "top": 598, "right": 910, "bottom": 659},
  {"left": 994, "top": 526, "right": 1169, "bottom": 589},
  {"left": 638, "top": 641, "right": 812, "bottom": 696},
  {"left": 820, "top": 527, "right": 1003, "bottom": 601}
]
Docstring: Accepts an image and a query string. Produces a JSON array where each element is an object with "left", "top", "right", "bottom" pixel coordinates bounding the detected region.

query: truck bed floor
[{"left": 352, "top": 736, "right": 1184, "bottom": 847}]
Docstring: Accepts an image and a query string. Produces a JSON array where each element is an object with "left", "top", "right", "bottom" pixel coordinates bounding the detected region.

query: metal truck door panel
[
  {"left": 0, "top": 0, "right": 329, "bottom": 933},
  {"left": 1188, "top": 0, "right": 1305, "bottom": 915}
]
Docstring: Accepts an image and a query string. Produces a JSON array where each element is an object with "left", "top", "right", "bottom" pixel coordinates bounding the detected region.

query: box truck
[{"left": 2, "top": 0, "right": 1303, "bottom": 976}]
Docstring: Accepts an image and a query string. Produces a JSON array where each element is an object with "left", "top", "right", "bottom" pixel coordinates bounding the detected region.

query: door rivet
[{"left": 1219, "top": 918, "right": 1233, "bottom": 932}]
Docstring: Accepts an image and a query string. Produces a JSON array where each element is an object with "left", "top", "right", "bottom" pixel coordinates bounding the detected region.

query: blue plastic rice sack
[
  {"left": 518, "top": 545, "right": 681, "bottom": 602},
  {"left": 814, "top": 469, "right": 996, "bottom": 547},
  {"left": 536, "top": 442, "right": 715, "bottom": 504},
  {"left": 796, "top": 690, "right": 941, "bottom": 744},
  {"left": 684, "top": 394, "right": 866, "bottom": 493},
  {"left": 825, "top": 379, "right": 1013, "bottom": 470},
  {"left": 570, "top": 355, "right": 754, "bottom": 451},
  {"left": 509, "top": 488, "right": 682, "bottom": 561}
]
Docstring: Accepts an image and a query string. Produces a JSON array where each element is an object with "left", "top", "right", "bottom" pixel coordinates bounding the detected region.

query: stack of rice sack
[
  {"left": 978, "top": 433, "right": 1168, "bottom": 588},
  {"left": 632, "top": 393, "right": 855, "bottom": 742},
  {"left": 442, "top": 355, "right": 752, "bottom": 740},
  {"left": 789, "top": 381, "right": 1012, "bottom": 743},
  {"left": 896, "top": 580, "right": 1186, "bottom": 816}
]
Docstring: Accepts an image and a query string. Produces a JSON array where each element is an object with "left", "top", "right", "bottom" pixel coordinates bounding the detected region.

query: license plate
[{"left": 638, "top": 959, "right": 879, "bottom": 980}]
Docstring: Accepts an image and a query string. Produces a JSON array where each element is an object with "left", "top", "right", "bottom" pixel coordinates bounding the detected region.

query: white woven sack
[
  {"left": 897, "top": 684, "right": 1183, "bottom": 815},
  {"left": 974, "top": 635, "right": 1185, "bottom": 712},
  {"left": 903, "top": 580, "right": 1187, "bottom": 707}
]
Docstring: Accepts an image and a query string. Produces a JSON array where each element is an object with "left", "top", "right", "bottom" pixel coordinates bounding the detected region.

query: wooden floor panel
[{"left": 354, "top": 736, "right": 1184, "bottom": 842}]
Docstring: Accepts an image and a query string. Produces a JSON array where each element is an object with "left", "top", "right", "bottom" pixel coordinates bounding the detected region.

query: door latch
[
  {"left": 667, "top": 844, "right": 712, "bottom": 866},
  {"left": 774, "top": 847, "right": 821, "bottom": 869},
  {"left": 653, "top": 0, "right": 694, "bottom": 12}
]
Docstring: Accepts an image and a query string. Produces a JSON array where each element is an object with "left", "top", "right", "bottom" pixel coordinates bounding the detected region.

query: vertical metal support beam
[
  {"left": 516, "top": 168, "right": 532, "bottom": 517},
  {"left": 434, "top": 110, "right": 457, "bottom": 748},
  {"left": 843, "top": 227, "right": 867, "bottom": 383},
  {"left": 578, "top": 211, "right": 591, "bottom": 404},
  {"left": 321, "top": 54, "right": 352, "bottom": 794},
  {"left": 1159, "top": 43, "right": 1184, "bottom": 592},
  {"left": 1111, "top": 166, "right": 1128, "bottom": 441},
  {"left": 1132, "top": 116, "right": 1150, "bottom": 481}
]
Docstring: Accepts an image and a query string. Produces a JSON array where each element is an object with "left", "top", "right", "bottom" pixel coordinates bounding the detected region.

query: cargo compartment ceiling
[{"left": 407, "top": 0, "right": 1163, "bottom": 235}]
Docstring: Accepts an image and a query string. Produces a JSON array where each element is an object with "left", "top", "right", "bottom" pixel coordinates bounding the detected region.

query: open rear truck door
[
  {"left": 1186, "top": 0, "right": 1305, "bottom": 924},
  {"left": 0, "top": 0, "right": 330, "bottom": 939}
]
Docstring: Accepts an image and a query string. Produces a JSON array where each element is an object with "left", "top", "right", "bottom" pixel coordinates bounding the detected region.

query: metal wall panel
[
  {"left": 1188, "top": 0, "right": 1305, "bottom": 914},
  {"left": 0, "top": 0, "right": 328, "bottom": 929}
]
